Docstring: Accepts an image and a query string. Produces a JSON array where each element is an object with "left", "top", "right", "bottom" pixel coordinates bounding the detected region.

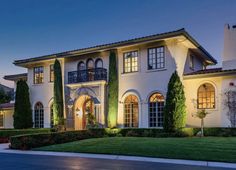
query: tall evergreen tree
[
  {"left": 53, "top": 59, "right": 64, "bottom": 126},
  {"left": 164, "top": 71, "right": 186, "bottom": 132},
  {"left": 13, "top": 80, "right": 32, "bottom": 129},
  {"left": 107, "top": 51, "right": 118, "bottom": 128}
]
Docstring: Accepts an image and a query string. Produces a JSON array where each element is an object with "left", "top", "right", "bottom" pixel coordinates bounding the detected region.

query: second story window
[
  {"left": 34, "top": 66, "right": 44, "bottom": 84},
  {"left": 148, "top": 46, "right": 165, "bottom": 70},
  {"left": 123, "top": 51, "right": 138, "bottom": 73},
  {"left": 50, "top": 65, "right": 54, "bottom": 82},
  {"left": 189, "top": 55, "right": 194, "bottom": 70}
]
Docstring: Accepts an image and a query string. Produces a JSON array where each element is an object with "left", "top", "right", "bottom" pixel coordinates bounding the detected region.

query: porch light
[{"left": 75, "top": 107, "right": 82, "bottom": 117}]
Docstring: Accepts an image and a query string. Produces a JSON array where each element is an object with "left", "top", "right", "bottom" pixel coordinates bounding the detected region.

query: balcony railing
[{"left": 68, "top": 68, "right": 107, "bottom": 84}]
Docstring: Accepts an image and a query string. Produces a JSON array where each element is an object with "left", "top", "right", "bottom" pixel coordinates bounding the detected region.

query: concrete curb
[{"left": 0, "top": 144, "right": 236, "bottom": 169}]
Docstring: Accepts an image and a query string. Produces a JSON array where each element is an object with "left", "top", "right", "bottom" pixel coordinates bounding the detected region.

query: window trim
[
  {"left": 147, "top": 46, "right": 165, "bottom": 70},
  {"left": 33, "top": 66, "right": 44, "bottom": 84},
  {"left": 49, "top": 64, "right": 54, "bottom": 82},
  {"left": 95, "top": 58, "right": 103, "bottom": 68},
  {"left": 86, "top": 58, "right": 94, "bottom": 69},
  {"left": 123, "top": 50, "right": 139, "bottom": 73},
  {"left": 148, "top": 92, "right": 165, "bottom": 128},
  {"left": 0, "top": 114, "right": 4, "bottom": 128},
  {"left": 189, "top": 55, "right": 194, "bottom": 70},
  {"left": 34, "top": 102, "right": 44, "bottom": 128},
  {"left": 77, "top": 61, "right": 85, "bottom": 71},
  {"left": 197, "top": 83, "right": 216, "bottom": 109},
  {"left": 123, "top": 95, "right": 139, "bottom": 128}
]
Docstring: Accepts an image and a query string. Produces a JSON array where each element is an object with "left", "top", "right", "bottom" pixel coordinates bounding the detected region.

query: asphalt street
[{"left": 0, "top": 153, "right": 233, "bottom": 170}]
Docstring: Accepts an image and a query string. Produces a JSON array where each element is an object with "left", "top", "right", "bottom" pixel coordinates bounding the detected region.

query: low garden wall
[{"left": 9, "top": 127, "right": 236, "bottom": 150}]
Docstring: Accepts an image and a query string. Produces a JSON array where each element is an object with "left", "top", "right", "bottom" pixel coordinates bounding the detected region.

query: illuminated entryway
[{"left": 74, "top": 95, "right": 95, "bottom": 130}]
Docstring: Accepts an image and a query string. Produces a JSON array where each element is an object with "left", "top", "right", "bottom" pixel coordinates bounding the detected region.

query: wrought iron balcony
[{"left": 68, "top": 68, "right": 107, "bottom": 84}]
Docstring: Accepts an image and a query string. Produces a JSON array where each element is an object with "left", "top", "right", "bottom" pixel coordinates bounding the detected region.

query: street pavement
[{"left": 0, "top": 153, "right": 233, "bottom": 170}]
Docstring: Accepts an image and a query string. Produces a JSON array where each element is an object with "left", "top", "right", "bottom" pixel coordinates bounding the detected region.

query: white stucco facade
[{"left": 4, "top": 26, "right": 236, "bottom": 129}]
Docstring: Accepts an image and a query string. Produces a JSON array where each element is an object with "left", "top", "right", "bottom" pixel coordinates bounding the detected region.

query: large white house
[{"left": 1, "top": 24, "right": 236, "bottom": 129}]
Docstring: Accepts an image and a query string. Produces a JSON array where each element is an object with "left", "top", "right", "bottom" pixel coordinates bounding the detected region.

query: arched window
[
  {"left": 95, "top": 58, "right": 103, "bottom": 68},
  {"left": 149, "top": 93, "right": 164, "bottom": 127},
  {"left": 50, "top": 103, "right": 54, "bottom": 128},
  {"left": 34, "top": 102, "right": 44, "bottom": 128},
  {"left": 78, "top": 61, "right": 85, "bottom": 71},
  {"left": 124, "top": 95, "right": 139, "bottom": 127},
  {"left": 198, "top": 83, "right": 215, "bottom": 109},
  {"left": 86, "top": 59, "right": 94, "bottom": 69}
]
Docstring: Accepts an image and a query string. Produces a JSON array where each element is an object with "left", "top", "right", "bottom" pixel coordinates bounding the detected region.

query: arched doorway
[
  {"left": 74, "top": 95, "right": 95, "bottom": 130},
  {"left": 124, "top": 95, "right": 139, "bottom": 128}
]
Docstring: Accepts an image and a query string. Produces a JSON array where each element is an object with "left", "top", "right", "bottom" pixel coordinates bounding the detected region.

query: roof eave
[
  {"left": 183, "top": 71, "right": 236, "bottom": 79},
  {"left": 13, "top": 28, "right": 217, "bottom": 66}
]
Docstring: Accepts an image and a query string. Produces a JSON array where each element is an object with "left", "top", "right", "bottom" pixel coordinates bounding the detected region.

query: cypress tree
[
  {"left": 53, "top": 59, "right": 64, "bottom": 126},
  {"left": 163, "top": 71, "right": 186, "bottom": 132},
  {"left": 107, "top": 51, "right": 118, "bottom": 128},
  {"left": 13, "top": 80, "right": 32, "bottom": 129}
]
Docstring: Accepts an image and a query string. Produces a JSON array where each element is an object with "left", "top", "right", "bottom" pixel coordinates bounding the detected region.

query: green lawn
[{"left": 35, "top": 137, "right": 236, "bottom": 163}]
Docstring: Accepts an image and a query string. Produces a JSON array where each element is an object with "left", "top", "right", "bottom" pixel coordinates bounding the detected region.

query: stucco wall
[
  {"left": 0, "top": 109, "right": 14, "bottom": 128},
  {"left": 28, "top": 59, "right": 64, "bottom": 128},
  {"left": 117, "top": 40, "right": 197, "bottom": 128},
  {"left": 183, "top": 77, "right": 223, "bottom": 127}
]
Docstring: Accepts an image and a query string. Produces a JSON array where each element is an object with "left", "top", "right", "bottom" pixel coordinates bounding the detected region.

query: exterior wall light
[{"left": 76, "top": 107, "right": 82, "bottom": 117}]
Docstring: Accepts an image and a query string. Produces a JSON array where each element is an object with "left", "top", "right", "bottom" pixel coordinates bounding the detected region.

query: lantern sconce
[
  {"left": 75, "top": 107, "right": 82, "bottom": 118},
  {"left": 229, "top": 82, "right": 235, "bottom": 86}
]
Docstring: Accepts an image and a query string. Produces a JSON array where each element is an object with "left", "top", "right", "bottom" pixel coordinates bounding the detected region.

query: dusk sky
[{"left": 0, "top": 0, "right": 235, "bottom": 87}]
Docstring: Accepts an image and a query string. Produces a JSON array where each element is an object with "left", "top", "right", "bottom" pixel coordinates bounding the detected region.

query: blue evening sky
[{"left": 0, "top": 0, "right": 236, "bottom": 87}]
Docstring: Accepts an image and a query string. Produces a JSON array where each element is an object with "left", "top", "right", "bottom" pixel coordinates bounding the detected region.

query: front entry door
[{"left": 82, "top": 99, "right": 94, "bottom": 129}]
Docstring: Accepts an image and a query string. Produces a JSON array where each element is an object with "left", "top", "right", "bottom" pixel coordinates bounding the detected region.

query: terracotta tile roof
[
  {"left": 0, "top": 103, "right": 14, "bottom": 109},
  {"left": 184, "top": 68, "right": 236, "bottom": 76},
  {"left": 13, "top": 28, "right": 217, "bottom": 65}
]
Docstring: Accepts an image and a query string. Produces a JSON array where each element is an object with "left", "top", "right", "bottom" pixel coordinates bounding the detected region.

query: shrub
[
  {"left": 0, "top": 129, "right": 50, "bottom": 143},
  {"left": 193, "top": 128, "right": 236, "bottom": 137},
  {"left": 10, "top": 129, "right": 106, "bottom": 150}
]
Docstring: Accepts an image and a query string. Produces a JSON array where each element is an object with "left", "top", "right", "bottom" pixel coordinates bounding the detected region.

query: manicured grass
[{"left": 35, "top": 137, "right": 236, "bottom": 163}]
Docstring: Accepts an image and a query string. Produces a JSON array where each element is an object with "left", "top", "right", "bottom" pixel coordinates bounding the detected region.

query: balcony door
[{"left": 86, "top": 59, "right": 94, "bottom": 81}]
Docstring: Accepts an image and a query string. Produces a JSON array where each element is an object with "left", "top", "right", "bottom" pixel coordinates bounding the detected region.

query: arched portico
[{"left": 73, "top": 94, "right": 100, "bottom": 130}]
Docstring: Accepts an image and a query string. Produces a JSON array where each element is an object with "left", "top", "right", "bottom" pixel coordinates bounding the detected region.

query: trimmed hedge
[
  {"left": 0, "top": 129, "right": 50, "bottom": 143},
  {"left": 193, "top": 128, "right": 236, "bottom": 137},
  {"left": 10, "top": 129, "right": 106, "bottom": 150},
  {"left": 9, "top": 127, "right": 236, "bottom": 150},
  {"left": 105, "top": 128, "right": 193, "bottom": 137}
]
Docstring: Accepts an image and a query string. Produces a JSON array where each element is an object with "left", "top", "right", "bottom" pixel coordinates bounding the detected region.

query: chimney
[{"left": 222, "top": 24, "right": 236, "bottom": 70}]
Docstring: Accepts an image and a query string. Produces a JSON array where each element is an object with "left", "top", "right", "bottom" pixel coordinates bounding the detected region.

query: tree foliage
[
  {"left": 164, "top": 71, "right": 186, "bottom": 132},
  {"left": 107, "top": 51, "right": 118, "bottom": 128},
  {"left": 53, "top": 59, "right": 64, "bottom": 126},
  {"left": 0, "top": 87, "right": 11, "bottom": 104},
  {"left": 13, "top": 80, "right": 33, "bottom": 129},
  {"left": 224, "top": 89, "right": 236, "bottom": 127}
]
